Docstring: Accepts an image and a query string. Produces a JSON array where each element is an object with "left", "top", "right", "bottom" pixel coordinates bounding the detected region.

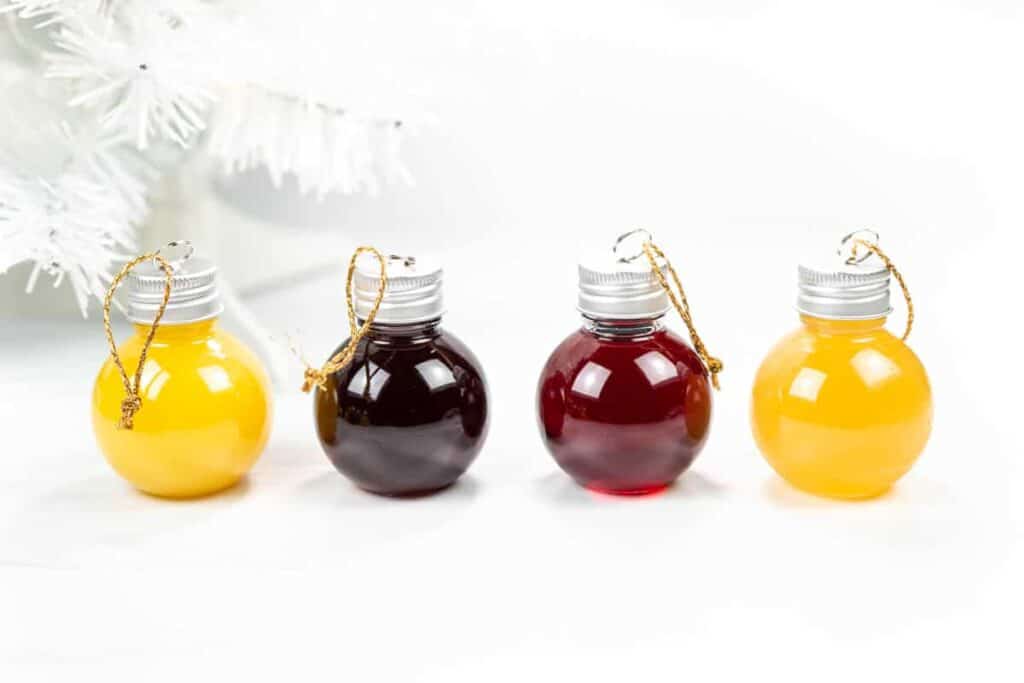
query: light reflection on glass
[
  {"left": 634, "top": 350, "right": 679, "bottom": 387},
  {"left": 788, "top": 367, "right": 827, "bottom": 402},
  {"left": 852, "top": 348, "right": 900, "bottom": 388},
  {"left": 142, "top": 360, "right": 169, "bottom": 399},
  {"left": 571, "top": 361, "right": 611, "bottom": 399},
  {"left": 415, "top": 359, "right": 457, "bottom": 392},
  {"left": 207, "top": 338, "right": 226, "bottom": 357},
  {"left": 198, "top": 365, "right": 233, "bottom": 393},
  {"left": 347, "top": 361, "right": 391, "bottom": 400}
]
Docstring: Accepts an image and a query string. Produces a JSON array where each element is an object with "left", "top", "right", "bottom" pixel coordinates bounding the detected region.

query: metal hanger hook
[
  {"left": 155, "top": 240, "right": 195, "bottom": 271},
  {"left": 839, "top": 229, "right": 879, "bottom": 265},
  {"left": 612, "top": 228, "right": 653, "bottom": 263}
]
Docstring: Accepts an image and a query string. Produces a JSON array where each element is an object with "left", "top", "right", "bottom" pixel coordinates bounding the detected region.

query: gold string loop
[
  {"left": 102, "top": 253, "right": 174, "bottom": 430},
  {"left": 640, "top": 239, "right": 724, "bottom": 390},
  {"left": 849, "top": 238, "right": 914, "bottom": 341},
  {"left": 300, "top": 246, "right": 389, "bottom": 393}
]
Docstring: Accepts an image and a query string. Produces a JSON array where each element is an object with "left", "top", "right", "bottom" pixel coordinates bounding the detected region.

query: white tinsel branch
[
  {"left": 0, "top": 80, "right": 146, "bottom": 314},
  {"left": 0, "top": 1, "right": 65, "bottom": 21},
  {"left": 1, "top": 0, "right": 414, "bottom": 313},
  {"left": 44, "top": 4, "right": 216, "bottom": 149},
  {"left": 206, "top": 86, "right": 411, "bottom": 199},
  {"left": 0, "top": 171, "right": 136, "bottom": 313}
]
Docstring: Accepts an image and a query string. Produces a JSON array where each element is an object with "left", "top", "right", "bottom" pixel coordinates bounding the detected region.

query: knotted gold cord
[
  {"left": 641, "top": 241, "right": 724, "bottom": 390},
  {"left": 301, "top": 246, "right": 388, "bottom": 393},
  {"left": 102, "top": 253, "right": 174, "bottom": 430},
  {"left": 850, "top": 239, "right": 914, "bottom": 342}
]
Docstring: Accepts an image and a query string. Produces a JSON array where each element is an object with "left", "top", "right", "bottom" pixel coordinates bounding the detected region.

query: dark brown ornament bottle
[{"left": 312, "top": 257, "right": 489, "bottom": 496}]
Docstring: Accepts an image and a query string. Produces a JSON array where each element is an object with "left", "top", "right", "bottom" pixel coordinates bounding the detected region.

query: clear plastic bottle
[
  {"left": 751, "top": 235, "right": 932, "bottom": 499},
  {"left": 537, "top": 238, "right": 714, "bottom": 494},
  {"left": 92, "top": 245, "right": 272, "bottom": 498},
  {"left": 312, "top": 256, "right": 489, "bottom": 496}
]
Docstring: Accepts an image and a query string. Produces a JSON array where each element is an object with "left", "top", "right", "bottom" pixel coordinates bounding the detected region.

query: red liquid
[
  {"left": 314, "top": 324, "right": 489, "bottom": 496},
  {"left": 537, "top": 324, "right": 712, "bottom": 494}
]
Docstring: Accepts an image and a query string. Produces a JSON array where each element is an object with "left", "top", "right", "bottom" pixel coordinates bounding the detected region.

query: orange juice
[{"left": 752, "top": 315, "right": 931, "bottom": 498}]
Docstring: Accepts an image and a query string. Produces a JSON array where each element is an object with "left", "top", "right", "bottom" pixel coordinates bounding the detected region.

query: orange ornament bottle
[
  {"left": 751, "top": 232, "right": 932, "bottom": 499},
  {"left": 92, "top": 242, "right": 273, "bottom": 498}
]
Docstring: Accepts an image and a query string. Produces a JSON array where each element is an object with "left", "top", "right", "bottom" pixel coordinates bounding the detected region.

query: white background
[{"left": 2, "top": 2, "right": 1023, "bottom": 680}]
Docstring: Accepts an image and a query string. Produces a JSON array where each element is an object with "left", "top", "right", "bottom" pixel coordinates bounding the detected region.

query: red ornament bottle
[
  {"left": 536, "top": 237, "right": 714, "bottom": 494},
  {"left": 313, "top": 256, "right": 489, "bottom": 496}
]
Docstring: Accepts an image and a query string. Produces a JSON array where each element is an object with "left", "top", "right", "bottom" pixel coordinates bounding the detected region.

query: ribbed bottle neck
[
  {"left": 581, "top": 314, "right": 664, "bottom": 340},
  {"left": 132, "top": 318, "right": 218, "bottom": 342},
  {"left": 364, "top": 318, "right": 443, "bottom": 345},
  {"left": 800, "top": 314, "right": 887, "bottom": 335}
]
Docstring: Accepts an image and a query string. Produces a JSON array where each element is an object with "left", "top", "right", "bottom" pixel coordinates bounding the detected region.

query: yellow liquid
[
  {"left": 751, "top": 315, "right": 932, "bottom": 499},
  {"left": 92, "top": 320, "right": 272, "bottom": 499}
]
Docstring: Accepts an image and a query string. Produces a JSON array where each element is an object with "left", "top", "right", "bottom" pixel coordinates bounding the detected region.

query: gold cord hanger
[
  {"left": 102, "top": 252, "right": 174, "bottom": 430},
  {"left": 842, "top": 230, "right": 914, "bottom": 341},
  {"left": 300, "top": 246, "right": 388, "bottom": 393},
  {"left": 614, "top": 229, "right": 724, "bottom": 390}
]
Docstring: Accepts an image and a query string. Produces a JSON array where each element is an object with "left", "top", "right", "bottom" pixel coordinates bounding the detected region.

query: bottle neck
[
  {"left": 799, "top": 314, "right": 887, "bottom": 335},
  {"left": 364, "top": 318, "right": 442, "bottom": 345},
  {"left": 133, "top": 318, "right": 218, "bottom": 342},
  {"left": 581, "top": 314, "right": 664, "bottom": 340}
]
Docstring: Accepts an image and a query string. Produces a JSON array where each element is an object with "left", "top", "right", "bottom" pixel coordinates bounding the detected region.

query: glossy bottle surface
[
  {"left": 751, "top": 315, "right": 932, "bottom": 499},
  {"left": 92, "top": 320, "right": 273, "bottom": 498},
  {"left": 537, "top": 319, "right": 713, "bottom": 494},
  {"left": 314, "top": 322, "right": 489, "bottom": 496}
]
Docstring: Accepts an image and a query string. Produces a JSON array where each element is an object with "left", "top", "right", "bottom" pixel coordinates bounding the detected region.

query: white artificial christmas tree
[{"left": 0, "top": 0, "right": 409, "bottom": 315}]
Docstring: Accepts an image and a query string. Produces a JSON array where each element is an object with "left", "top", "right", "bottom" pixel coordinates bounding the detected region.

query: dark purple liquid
[
  {"left": 537, "top": 324, "right": 712, "bottom": 494},
  {"left": 314, "top": 324, "right": 489, "bottom": 496}
]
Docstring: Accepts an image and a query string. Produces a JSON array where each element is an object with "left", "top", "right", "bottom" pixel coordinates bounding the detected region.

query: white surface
[{"left": 2, "top": 2, "right": 1023, "bottom": 681}]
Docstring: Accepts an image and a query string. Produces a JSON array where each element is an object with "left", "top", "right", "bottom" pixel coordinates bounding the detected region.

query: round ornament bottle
[
  {"left": 751, "top": 232, "right": 932, "bottom": 499},
  {"left": 536, "top": 231, "right": 720, "bottom": 495},
  {"left": 307, "top": 250, "right": 489, "bottom": 496},
  {"left": 92, "top": 243, "right": 273, "bottom": 498}
]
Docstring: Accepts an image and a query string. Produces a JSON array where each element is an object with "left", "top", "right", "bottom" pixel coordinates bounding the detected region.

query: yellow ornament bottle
[
  {"left": 92, "top": 242, "right": 272, "bottom": 499},
  {"left": 751, "top": 232, "right": 932, "bottom": 499}
]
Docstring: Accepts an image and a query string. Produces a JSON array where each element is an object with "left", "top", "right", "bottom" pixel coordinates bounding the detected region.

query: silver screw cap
[
  {"left": 796, "top": 230, "right": 892, "bottom": 320},
  {"left": 353, "top": 255, "right": 444, "bottom": 324},
  {"left": 577, "top": 229, "right": 670, "bottom": 320},
  {"left": 123, "top": 241, "right": 223, "bottom": 325}
]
